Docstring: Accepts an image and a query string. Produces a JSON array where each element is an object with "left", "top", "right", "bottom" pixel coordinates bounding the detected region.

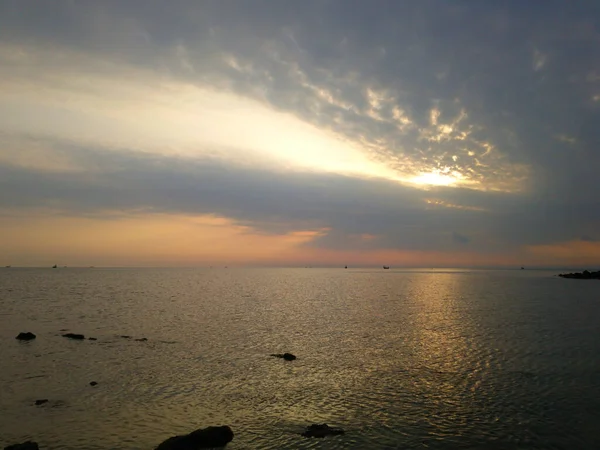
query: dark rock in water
[
  {"left": 62, "top": 333, "right": 85, "bottom": 340},
  {"left": 34, "top": 399, "right": 48, "bottom": 406},
  {"left": 301, "top": 424, "right": 345, "bottom": 438},
  {"left": 135, "top": 337, "right": 148, "bottom": 342},
  {"left": 558, "top": 270, "right": 600, "bottom": 280},
  {"left": 120, "top": 335, "right": 132, "bottom": 339},
  {"left": 16, "top": 332, "right": 36, "bottom": 341},
  {"left": 270, "top": 352, "right": 297, "bottom": 361},
  {"left": 90, "top": 381, "right": 98, "bottom": 386},
  {"left": 4, "top": 442, "right": 39, "bottom": 450},
  {"left": 88, "top": 337, "right": 97, "bottom": 341},
  {"left": 155, "top": 425, "right": 234, "bottom": 450}
]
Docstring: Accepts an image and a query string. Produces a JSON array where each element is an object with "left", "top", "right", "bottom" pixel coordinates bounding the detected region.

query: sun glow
[{"left": 410, "top": 169, "right": 462, "bottom": 187}]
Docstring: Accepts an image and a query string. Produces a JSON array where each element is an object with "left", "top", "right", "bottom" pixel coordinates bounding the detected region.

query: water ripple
[{"left": 1, "top": 268, "right": 600, "bottom": 449}]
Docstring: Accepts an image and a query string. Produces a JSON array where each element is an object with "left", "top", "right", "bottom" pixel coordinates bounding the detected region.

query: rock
[
  {"left": 558, "top": 270, "right": 600, "bottom": 280},
  {"left": 301, "top": 424, "right": 345, "bottom": 438},
  {"left": 88, "top": 337, "right": 97, "bottom": 341},
  {"left": 4, "top": 442, "right": 39, "bottom": 450},
  {"left": 90, "top": 381, "right": 98, "bottom": 386},
  {"left": 34, "top": 399, "right": 48, "bottom": 406},
  {"left": 120, "top": 335, "right": 132, "bottom": 339},
  {"left": 134, "top": 338, "right": 148, "bottom": 342},
  {"left": 270, "top": 353, "right": 297, "bottom": 361},
  {"left": 16, "top": 332, "right": 36, "bottom": 341},
  {"left": 62, "top": 333, "right": 85, "bottom": 340},
  {"left": 155, "top": 425, "right": 234, "bottom": 450}
]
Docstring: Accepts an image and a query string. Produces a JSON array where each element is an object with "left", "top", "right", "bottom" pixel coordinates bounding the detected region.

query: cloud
[
  {"left": 452, "top": 232, "right": 471, "bottom": 245},
  {"left": 1, "top": 135, "right": 596, "bottom": 256},
  {"left": 1, "top": 0, "right": 600, "bottom": 265}
]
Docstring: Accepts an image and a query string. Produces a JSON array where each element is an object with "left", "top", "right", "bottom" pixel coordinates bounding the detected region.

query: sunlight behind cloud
[
  {"left": 409, "top": 169, "right": 463, "bottom": 187},
  {"left": 0, "top": 42, "right": 531, "bottom": 195},
  {"left": 0, "top": 44, "right": 401, "bottom": 183}
]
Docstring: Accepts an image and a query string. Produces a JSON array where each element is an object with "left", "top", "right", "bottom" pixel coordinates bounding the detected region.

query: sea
[{"left": 1, "top": 267, "right": 599, "bottom": 450}]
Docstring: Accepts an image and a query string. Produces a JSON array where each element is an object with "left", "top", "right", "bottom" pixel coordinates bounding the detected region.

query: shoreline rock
[
  {"left": 34, "top": 399, "right": 48, "bottom": 406},
  {"left": 558, "top": 270, "right": 600, "bottom": 280},
  {"left": 16, "top": 332, "right": 36, "bottom": 341},
  {"left": 301, "top": 424, "right": 345, "bottom": 438},
  {"left": 155, "top": 425, "right": 234, "bottom": 450}
]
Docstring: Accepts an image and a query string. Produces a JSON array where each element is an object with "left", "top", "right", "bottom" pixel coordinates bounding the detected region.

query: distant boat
[
  {"left": 5, "top": 265, "right": 10, "bottom": 268},
  {"left": 52, "top": 264, "right": 58, "bottom": 269},
  {"left": 383, "top": 266, "right": 390, "bottom": 269},
  {"left": 344, "top": 265, "right": 348, "bottom": 269},
  {"left": 521, "top": 267, "right": 525, "bottom": 270}
]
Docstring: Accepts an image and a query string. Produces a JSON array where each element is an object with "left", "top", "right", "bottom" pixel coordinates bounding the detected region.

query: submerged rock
[
  {"left": 34, "top": 399, "right": 48, "bottom": 406},
  {"left": 88, "top": 337, "right": 97, "bottom": 341},
  {"left": 4, "top": 442, "right": 39, "bottom": 450},
  {"left": 89, "top": 381, "right": 98, "bottom": 386},
  {"left": 16, "top": 332, "right": 36, "bottom": 341},
  {"left": 301, "top": 424, "right": 345, "bottom": 438},
  {"left": 270, "top": 353, "right": 297, "bottom": 361},
  {"left": 62, "top": 333, "right": 85, "bottom": 340},
  {"left": 155, "top": 425, "right": 234, "bottom": 450},
  {"left": 134, "top": 338, "right": 148, "bottom": 342},
  {"left": 120, "top": 335, "right": 132, "bottom": 339}
]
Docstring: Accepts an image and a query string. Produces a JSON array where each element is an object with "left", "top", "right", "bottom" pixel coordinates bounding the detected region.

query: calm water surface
[{"left": 1, "top": 268, "right": 599, "bottom": 449}]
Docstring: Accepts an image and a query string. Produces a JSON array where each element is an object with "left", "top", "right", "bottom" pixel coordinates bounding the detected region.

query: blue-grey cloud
[
  {"left": 0, "top": 136, "right": 597, "bottom": 255},
  {"left": 452, "top": 232, "right": 471, "bottom": 245}
]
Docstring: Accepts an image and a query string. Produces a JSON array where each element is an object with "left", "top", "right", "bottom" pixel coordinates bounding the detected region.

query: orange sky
[{"left": 1, "top": 211, "right": 595, "bottom": 268}]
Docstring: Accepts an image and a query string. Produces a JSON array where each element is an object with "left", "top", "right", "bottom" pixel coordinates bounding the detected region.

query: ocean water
[{"left": 1, "top": 268, "right": 599, "bottom": 450}]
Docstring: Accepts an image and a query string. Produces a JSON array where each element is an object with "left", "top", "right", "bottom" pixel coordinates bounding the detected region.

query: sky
[{"left": 0, "top": 0, "right": 599, "bottom": 268}]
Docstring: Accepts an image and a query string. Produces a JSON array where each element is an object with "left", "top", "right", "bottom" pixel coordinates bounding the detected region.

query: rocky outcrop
[
  {"left": 62, "top": 333, "right": 85, "bottom": 340},
  {"left": 270, "top": 353, "right": 297, "bottom": 361},
  {"left": 4, "top": 442, "right": 39, "bottom": 450},
  {"left": 155, "top": 425, "right": 234, "bottom": 450},
  {"left": 558, "top": 270, "right": 600, "bottom": 279},
  {"left": 89, "top": 381, "right": 98, "bottom": 386},
  {"left": 34, "top": 399, "right": 48, "bottom": 406},
  {"left": 301, "top": 424, "right": 345, "bottom": 438},
  {"left": 16, "top": 332, "right": 36, "bottom": 341}
]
